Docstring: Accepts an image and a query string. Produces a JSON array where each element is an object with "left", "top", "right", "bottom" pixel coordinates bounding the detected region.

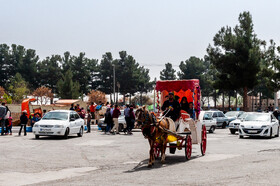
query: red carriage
[{"left": 153, "top": 79, "right": 207, "bottom": 160}]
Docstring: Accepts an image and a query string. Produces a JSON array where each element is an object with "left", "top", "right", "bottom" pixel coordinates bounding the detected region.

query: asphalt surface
[{"left": 1, "top": 126, "right": 280, "bottom": 186}]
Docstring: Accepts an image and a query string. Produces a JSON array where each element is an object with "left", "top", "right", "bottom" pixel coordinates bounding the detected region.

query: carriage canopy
[{"left": 155, "top": 79, "right": 201, "bottom": 118}]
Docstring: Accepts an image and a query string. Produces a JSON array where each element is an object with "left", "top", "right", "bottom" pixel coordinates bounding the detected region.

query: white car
[
  {"left": 228, "top": 112, "right": 247, "bottom": 134},
  {"left": 239, "top": 112, "right": 279, "bottom": 138},
  {"left": 199, "top": 111, "right": 217, "bottom": 133},
  {"left": 33, "top": 110, "right": 85, "bottom": 139}
]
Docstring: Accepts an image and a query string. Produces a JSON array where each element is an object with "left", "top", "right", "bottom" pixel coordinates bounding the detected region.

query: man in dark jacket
[
  {"left": 161, "top": 92, "right": 180, "bottom": 121},
  {"left": 19, "top": 110, "right": 28, "bottom": 136},
  {"left": 0, "top": 102, "right": 7, "bottom": 136}
]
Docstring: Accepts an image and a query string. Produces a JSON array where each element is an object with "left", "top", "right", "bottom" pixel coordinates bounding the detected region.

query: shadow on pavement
[
  {"left": 124, "top": 155, "right": 200, "bottom": 173},
  {"left": 29, "top": 136, "right": 80, "bottom": 140}
]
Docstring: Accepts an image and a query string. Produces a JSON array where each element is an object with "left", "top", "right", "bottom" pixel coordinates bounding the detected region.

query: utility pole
[{"left": 112, "top": 64, "right": 115, "bottom": 104}]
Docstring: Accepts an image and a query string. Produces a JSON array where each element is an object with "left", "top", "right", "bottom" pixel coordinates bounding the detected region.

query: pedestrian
[
  {"left": 124, "top": 104, "right": 130, "bottom": 134},
  {"left": 104, "top": 108, "right": 113, "bottom": 134},
  {"left": 80, "top": 107, "right": 86, "bottom": 119},
  {"left": 7, "top": 116, "right": 12, "bottom": 135},
  {"left": 0, "top": 102, "right": 7, "bottom": 136},
  {"left": 42, "top": 109, "right": 47, "bottom": 117},
  {"left": 19, "top": 110, "right": 28, "bottom": 136},
  {"left": 128, "top": 106, "right": 135, "bottom": 135},
  {"left": 86, "top": 109, "right": 92, "bottom": 133},
  {"left": 110, "top": 105, "right": 121, "bottom": 134},
  {"left": 3, "top": 102, "right": 11, "bottom": 135},
  {"left": 89, "top": 102, "right": 96, "bottom": 124},
  {"left": 70, "top": 104, "right": 75, "bottom": 110},
  {"left": 31, "top": 113, "right": 41, "bottom": 127}
]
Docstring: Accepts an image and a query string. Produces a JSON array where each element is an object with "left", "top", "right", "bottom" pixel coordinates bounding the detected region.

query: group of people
[
  {"left": 104, "top": 104, "right": 135, "bottom": 135},
  {"left": 161, "top": 92, "right": 195, "bottom": 122},
  {"left": 0, "top": 102, "right": 12, "bottom": 136}
]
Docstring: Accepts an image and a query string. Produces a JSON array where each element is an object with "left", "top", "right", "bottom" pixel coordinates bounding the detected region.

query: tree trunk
[
  {"left": 235, "top": 91, "right": 238, "bottom": 110},
  {"left": 214, "top": 90, "right": 217, "bottom": 108},
  {"left": 228, "top": 94, "right": 231, "bottom": 110},
  {"left": 274, "top": 91, "right": 278, "bottom": 110},
  {"left": 140, "top": 91, "right": 143, "bottom": 106},
  {"left": 110, "top": 94, "right": 112, "bottom": 104},
  {"left": 259, "top": 93, "right": 262, "bottom": 111},
  {"left": 123, "top": 94, "right": 125, "bottom": 105},
  {"left": 129, "top": 94, "right": 132, "bottom": 105},
  {"left": 208, "top": 96, "right": 210, "bottom": 109},
  {"left": 222, "top": 91, "right": 225, "bottom": 112},
  {"left": 243, "top": 87, "right": 248, "bottom": 111}
]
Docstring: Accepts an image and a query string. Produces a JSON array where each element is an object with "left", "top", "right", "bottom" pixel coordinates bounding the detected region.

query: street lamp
[{"left": 112, "top": 64, "right": 116, "bottom": 104}]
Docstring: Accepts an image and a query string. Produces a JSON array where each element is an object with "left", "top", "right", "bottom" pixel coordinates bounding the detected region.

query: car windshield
[
  {"left": 237, "top": 113, "right": 247, "bottom": 119},
  {"left": 42, "top": 112, "right": 68, "bottom": 120},
  {"left": 245, "top": 114, "right": 270, "bottom": 121},
  {"left": 225, "top": 112, "right": 239, "bottom": 117}
]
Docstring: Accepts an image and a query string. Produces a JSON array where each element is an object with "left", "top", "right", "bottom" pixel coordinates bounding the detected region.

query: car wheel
[
  {"left": 77, "top": 127, "right": 83, "bottom": 137},
  {"left": 209, "top": 126, "right": 215, "bottom": 133},
  {"left": 64, "top": 128, "right": 69, "bottom": 139},
  {"left": 230, "top": 129, "right": 236, "bottom": 134},
  {"left": 276, "top": 127, "right": 279, "bottom": 137},
  {"left": 35, "top": 135, "right": 39, "bottom": 139},
  {"left": 239, "top": 135, "right": 243, "bottom": 139},
  {"left": 222, "top": 122, "right": 227, "bottom": 129}
]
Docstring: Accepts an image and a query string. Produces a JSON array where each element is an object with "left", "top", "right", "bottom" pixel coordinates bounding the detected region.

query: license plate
[
  {"left": 248, "top": 130, "right": 257, "bottom": 133},
  {"left": 101, "top": 124, "right": 107, "bottom": 127},
  {"left": 40, "top": 128, "right": 51, "bottom": 132}
]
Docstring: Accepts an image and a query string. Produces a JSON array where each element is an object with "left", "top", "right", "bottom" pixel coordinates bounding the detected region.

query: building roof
[{"left": 54, "top": 99, "right": 80, "bottom": 105}]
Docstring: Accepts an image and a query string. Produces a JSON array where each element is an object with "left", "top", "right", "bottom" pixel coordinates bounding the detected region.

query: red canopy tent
[{"left": 155, "top": 79, "right": 201, "bottom": 119}]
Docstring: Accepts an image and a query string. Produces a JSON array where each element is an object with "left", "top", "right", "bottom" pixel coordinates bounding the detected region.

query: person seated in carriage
[{"left": 161, "top": 92, "right": 180, "bottom": 122}]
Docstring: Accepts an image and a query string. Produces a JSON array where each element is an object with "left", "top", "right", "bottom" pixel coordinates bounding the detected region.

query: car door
[
  {"left": 271, "top": 114, "right": 278, "bottom": 135},
  {"left": 218, "top": 112, "right": 226, "bottom": 124},
  {"left": 203, "top": 112, "right": 212, "bottom": 129},
  {"left": 69, "top": 112, "right": 76, "bottom": 134},
  {"left": 74, "top": 113, "right": 82, "bottom": 133},
  {"left": 212, "top": 112, "right": 219, "bottom": 124}
]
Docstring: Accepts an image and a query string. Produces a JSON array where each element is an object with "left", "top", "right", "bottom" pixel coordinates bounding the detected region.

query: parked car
[
  {"left": 98, "top": 110, "right": 126, "bottom": 132},
  {"left": 32, "top": 110, "right": 84, "bottom": 139},
  {"left": 238, "top": 112, "right": 279, "bottom": 138},
  {"left": 225, "top": 111, "right": 244, "bottom": 123},
  {"left": 205, "top": 110, "right": 228, "bottom": 128},
  {"left": 228, "top": 112, "right": 247, "bottom": 134},
  {"left": 199, "top": 111, "right": 217, "bottom": 133}
]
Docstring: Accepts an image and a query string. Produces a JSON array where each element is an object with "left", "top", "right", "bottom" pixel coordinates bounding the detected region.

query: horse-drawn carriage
[{"left": 136, "top": 79, "right": 207, "bottom": 167}]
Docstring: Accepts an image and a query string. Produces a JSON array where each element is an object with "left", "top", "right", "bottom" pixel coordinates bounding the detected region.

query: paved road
[{"left": 1, "top": 127, "right": 280, "bottom": 186}]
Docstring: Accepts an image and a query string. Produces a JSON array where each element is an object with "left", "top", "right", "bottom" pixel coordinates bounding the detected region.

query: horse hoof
[
  {"left": 148, "top": 164, "right": 152, "bottom": 168},
  {"left": 161, "top": 160, "right": 165, "bottom": 164}
]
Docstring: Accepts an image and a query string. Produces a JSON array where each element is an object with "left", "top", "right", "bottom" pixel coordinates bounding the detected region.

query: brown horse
[{"left": 135, "top": 107, "right": 171, "bottom": 167}]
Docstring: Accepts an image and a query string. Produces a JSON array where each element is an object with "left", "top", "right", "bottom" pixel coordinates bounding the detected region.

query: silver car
[{"left": 205, "top": 110, "right": 228, "bottom": 128}]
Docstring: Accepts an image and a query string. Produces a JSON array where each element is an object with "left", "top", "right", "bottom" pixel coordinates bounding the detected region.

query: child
[{"left": 7, "top": 116, "right": 12, "bottom": 135}]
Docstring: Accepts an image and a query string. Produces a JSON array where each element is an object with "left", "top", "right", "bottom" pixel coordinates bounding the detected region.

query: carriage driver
[{"left": 161, "top": 92, "right": 180, "bottom": 121}]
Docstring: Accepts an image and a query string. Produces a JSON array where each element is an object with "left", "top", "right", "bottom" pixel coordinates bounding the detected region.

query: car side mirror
[
  {"left": 272, "top": 119, "right": 276, "bottom": 122},
  {"left": 70, "top": 118, "right": 75, "bottom": 121}
]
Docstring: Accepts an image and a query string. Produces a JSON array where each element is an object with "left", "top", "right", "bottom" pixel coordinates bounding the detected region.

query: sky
[{"left": 1, "top": 0, "right": 280, "bottom": 80}]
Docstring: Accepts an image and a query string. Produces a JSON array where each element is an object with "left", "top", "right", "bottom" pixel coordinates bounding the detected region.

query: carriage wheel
[
  {"left": 153, "top": 143, "right": 160, "bottom": 159},
  {"left": 201, "top": 125, "right": 207, "bottom": 156},
  {"left": 185, "top": 135, "right": 192, "bottom": 160}
]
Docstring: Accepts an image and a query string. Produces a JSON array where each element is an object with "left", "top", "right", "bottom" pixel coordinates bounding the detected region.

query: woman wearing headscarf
[
  {"left": 180, "top": 97, "right": 189, "bottom": 112},
  {"left": 104, "top": 108, "right": 113, "bottom": 134},
  {"left": 128, "top": 107, "right": 135, "bottom": 135}
]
